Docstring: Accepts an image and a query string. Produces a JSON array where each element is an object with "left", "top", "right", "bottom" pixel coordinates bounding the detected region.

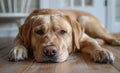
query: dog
[{"left": 9, "top": 9, "right": 120, "bottom": 63}]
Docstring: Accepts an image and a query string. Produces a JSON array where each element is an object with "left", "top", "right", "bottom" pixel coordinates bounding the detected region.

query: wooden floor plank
[
  {"left": 0, "top": 38, "right": 14, "bottom": 50},
  {"left": 23, "top": 54, "right": 89, "bottom": 73},
  {"left": 0, "top": 56, "right": 34, "bottom": 73}
]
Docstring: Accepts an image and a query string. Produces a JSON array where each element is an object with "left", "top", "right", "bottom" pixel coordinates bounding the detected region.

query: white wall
[{"left": 116, "top": 0, "right": 120, "bottom": 22}]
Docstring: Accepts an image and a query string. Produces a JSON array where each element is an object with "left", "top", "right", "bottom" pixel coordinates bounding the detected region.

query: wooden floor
[{"left": 0, "top": 37, "right": 120, "bottom": 73}]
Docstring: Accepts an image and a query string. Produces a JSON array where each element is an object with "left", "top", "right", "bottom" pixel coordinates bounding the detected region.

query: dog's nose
[{"left": 43, "top": 46, "right": 58, "bottom": 57}]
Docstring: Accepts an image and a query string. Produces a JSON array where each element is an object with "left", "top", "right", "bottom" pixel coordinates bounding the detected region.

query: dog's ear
[
  {"left": 18, "top": 17, "right": 35, "bottom": 48},
  {"left": 65, "top": 16, "right": 84, "bottom": 50}
]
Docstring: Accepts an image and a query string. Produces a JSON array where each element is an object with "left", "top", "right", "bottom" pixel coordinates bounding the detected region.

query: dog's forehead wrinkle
[
  {"left": 31, "top": 15, "right": 51, "bottom": 24},
  {"left": 50, "top": 15, "right": 67, "bottom": 24}
]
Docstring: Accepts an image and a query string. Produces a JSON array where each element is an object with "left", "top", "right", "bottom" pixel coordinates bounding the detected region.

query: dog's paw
[
  {"left": 91, "top": 49, "right": 115, "bottom": 64},
  {"left": 8, "top": 45, "right": 28, "bottom": 61}
]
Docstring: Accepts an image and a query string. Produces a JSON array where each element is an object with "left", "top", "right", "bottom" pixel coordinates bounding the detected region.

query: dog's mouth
[{"left": 40, "top": 56, "right": 58, "bottom": 63}]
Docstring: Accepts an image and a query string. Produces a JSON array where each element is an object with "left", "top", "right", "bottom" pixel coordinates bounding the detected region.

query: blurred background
[{"left": 0, "top": 0, "right": 120, "bottom": 37}]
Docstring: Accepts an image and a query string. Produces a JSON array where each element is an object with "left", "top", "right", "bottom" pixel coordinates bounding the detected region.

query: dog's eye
[
  {"left": 59, "top": 30, "right": 67, "bottom": 35},
  {"left": 36, "top": 30, "right": 44, "bottom": 35}
]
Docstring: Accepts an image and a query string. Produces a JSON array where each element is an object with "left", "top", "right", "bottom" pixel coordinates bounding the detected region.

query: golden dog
[{"left": 9, "top": 9, "right": 120, "bottom": 63}]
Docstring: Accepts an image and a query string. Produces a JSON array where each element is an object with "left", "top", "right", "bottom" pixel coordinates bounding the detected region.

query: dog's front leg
[
  {"left": 80, "top": 33, "right": 115, "bottom": 63},
  {"left": 9, "top": 34, "right": 28, "bottom": 61}
]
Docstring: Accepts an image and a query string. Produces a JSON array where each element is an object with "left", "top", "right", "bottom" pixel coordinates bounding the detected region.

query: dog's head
[{"left": 19, "top": 12, "right": 83, "bottom": 62}]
